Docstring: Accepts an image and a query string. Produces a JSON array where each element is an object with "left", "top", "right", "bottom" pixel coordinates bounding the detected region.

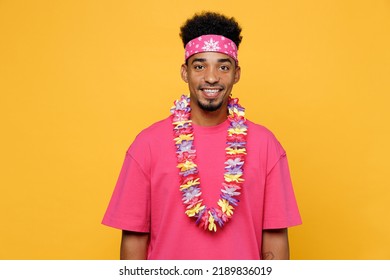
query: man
[{"left": 102, "top": 11, "right": 301, "bottom": 260}]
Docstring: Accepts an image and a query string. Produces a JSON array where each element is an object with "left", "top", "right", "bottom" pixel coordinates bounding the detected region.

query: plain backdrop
[{"left": 1, "top": 0, "right": 389, "bottom": 259}]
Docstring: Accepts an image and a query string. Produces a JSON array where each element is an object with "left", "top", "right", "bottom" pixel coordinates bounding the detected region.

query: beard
[{"left": 197, "top": 98, "right": 224, "bottom": 112}]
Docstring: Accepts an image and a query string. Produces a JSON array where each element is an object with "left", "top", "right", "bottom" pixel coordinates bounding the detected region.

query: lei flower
[{"left": 171, "top": 95, "right": 248, "bottom": 232}]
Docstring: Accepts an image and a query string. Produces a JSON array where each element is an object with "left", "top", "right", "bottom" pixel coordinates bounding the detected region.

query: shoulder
[
  {"left": 137, "top": 116, "right": 172, "bottom": 137},
  {"left": 246, "top": 119, "right": 286, "bottom": 159},
  {"left": 246, "top": 120, "right": 281, "bottom": 144},
  {"left": 127, "top": 116, "right": 172, "bottom": 155},
  {"left": 130, "top": 116, "right": 171, "bottom": 143}
]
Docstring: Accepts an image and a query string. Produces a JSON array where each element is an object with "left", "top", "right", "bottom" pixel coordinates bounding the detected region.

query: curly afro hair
[{"left": 179, "top": 11, "right": 242, "bottom": 49}]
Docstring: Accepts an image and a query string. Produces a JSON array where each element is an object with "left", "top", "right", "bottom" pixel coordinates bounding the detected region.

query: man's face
[{"left": 181, "top": 52, "right": 241, "bottom": 113}]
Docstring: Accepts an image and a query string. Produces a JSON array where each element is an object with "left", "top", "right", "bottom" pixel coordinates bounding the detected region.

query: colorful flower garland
[{"left": 171, "top": 95, "right": 248, "bottom": 232}]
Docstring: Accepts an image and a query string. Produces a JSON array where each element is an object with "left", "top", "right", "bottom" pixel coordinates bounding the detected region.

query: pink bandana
[{"left": 184, "top": 34, "right": 238, "bottom": 64}]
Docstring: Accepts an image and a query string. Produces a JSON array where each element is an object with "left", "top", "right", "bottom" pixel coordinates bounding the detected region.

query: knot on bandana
[{"left": 184, "top": 34, "right": 238, "bottom": 64}]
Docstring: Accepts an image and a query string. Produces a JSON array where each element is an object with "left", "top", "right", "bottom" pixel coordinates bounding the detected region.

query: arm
[
  {"left": 120, "top": 230, "right": 149, "bottom": 260},
  {"left": 261, "top": 228, "right": 289, "bottom": 260}
]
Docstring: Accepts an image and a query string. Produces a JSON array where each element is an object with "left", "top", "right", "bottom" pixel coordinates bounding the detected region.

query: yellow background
[{"left": 1, "top": 0, "right": 389, "bottom": 259}]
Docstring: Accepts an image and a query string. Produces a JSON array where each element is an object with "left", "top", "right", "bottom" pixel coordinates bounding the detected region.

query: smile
[{"left": 201, "top": 88, "right": 223, "bottom": 98}]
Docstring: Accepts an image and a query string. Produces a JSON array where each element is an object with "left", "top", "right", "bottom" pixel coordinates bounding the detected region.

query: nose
[{"left": 204, "top": 67, "right": 219, "bottom": 84}]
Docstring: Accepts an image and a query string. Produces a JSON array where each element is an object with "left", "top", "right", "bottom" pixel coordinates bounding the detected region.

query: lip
[{"left": 200, "top": 87, "right": 223, "bottom": 98}]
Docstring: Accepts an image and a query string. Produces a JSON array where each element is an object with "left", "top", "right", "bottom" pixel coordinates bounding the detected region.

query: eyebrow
[
  {"left": 191, "top": 58, "right": 206, "bottom": 64},
  {"left": 217, "top": 58, "right": 233, "bottom": 64},
  {"left": 191, "top": 58, "right": 233, "bottom": 64}
]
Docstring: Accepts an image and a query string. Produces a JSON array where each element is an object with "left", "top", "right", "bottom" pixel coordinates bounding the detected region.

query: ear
[
  {"left": 234, "top": 66, "right": 241, "bottom": 84},
  {"left": 181, "top": 63, "right": 188, "bottom": 83}
]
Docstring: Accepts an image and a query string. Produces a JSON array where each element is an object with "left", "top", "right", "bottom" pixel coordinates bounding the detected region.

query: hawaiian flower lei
[{"left": 170, "top": 95, "right": 248, "bottom": 232}]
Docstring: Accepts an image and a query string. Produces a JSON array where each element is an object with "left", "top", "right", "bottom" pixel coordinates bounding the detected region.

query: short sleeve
[
  {"left": 262, "top": 152, "right": 302, "bottom": 229},
  {"left": 102, "top": 151, "right": 151, "bottom": 232}
]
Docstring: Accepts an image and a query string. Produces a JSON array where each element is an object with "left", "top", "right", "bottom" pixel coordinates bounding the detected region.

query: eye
[
  {"left": 220, "top": 65, "right": 230, "bottom": 71},
  {"left": 193, "top": 65, "right": 205, "bottom": 70}
]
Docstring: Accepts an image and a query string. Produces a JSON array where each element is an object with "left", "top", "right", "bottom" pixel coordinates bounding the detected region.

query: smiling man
[{"left": 102, "top": 11, "right": 302, "bottom": 260}]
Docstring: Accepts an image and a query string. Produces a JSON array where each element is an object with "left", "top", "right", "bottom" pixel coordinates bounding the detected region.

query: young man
[{"left": 102, "top": 12, "right": 301, "bottom": 260}]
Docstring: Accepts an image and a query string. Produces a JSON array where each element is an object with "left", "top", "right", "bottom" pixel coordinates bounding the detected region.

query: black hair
[{"left": 179, "top": 11, "right": 242, "bottom": 49}]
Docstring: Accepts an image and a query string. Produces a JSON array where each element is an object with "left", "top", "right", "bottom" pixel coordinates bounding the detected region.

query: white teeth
[
  {"left": 203, "top": 89, "right": 219, "bottom": 94},
  {"left": 203, "top": 89, "right": 219, "bottom": 97},
  {"left": 204, "top": 89, "right": 219, "bottom": 92},
  {"left": 202, "top": 88, "right": 221, "bottom": 97}
]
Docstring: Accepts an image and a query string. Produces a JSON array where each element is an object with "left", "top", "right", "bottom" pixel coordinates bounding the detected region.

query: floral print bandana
[{"left": 185, "top": 34, "right": 238, "bottom": 64}]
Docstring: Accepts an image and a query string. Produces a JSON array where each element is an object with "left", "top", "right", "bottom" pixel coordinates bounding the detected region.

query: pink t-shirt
[{"left": 102, "top": 117, "right": 301, "bottom": 259}]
